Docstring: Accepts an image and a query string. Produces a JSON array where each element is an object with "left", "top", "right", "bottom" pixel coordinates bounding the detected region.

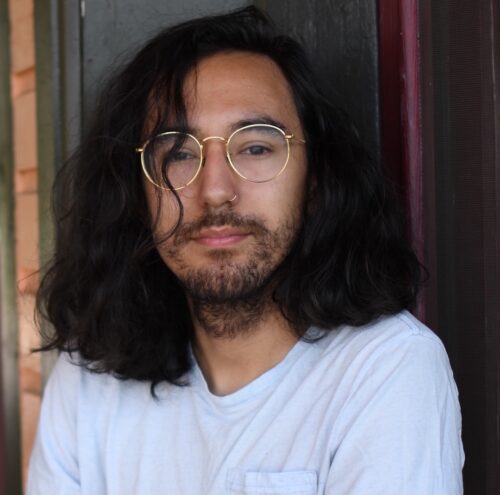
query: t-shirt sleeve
[
  {"left": 27, "top": 353, "right": 81, "bottom": 495},
  {"left": 324, "top": 331, "right": 464, "bottom": 494}
]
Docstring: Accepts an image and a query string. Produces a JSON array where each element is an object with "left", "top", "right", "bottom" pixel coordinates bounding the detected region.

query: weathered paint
[
  {"left": 258, "top": 0, "right": 381, "bottom": 162},
  {"left": 34, "top": 0, "right": 61, "bottom": 386},
  {"left": 0, "top": 0, "right": 22, "bottom": 492},
  {"left": 81, "top": 0, "right": 251, "bottom": 125},
  {"left": 378, "top": 0, "right": 424, "bottom": 318}
]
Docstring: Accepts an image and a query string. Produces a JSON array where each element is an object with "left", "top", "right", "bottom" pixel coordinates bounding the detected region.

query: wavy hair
[{"left": 36, "top": 6, "right": 422, "bottom": 389}]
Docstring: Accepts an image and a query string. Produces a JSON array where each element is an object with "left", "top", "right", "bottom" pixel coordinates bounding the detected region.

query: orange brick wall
[{"left": 8, "top": 0, "right": 41, "bottom": 489}]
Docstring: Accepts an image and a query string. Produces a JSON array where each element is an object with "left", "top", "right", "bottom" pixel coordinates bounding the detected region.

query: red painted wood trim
[
  {"left": 378, "top": 0, "right": 403, "bottom": 187},
  {"left": 400, "top": 0, "right": 423, "bottom": 272},
  {"left": 379, "top": 0, "right": 424, "bottom": 319},
  {"left": 0, "top": 394, "right": 5, "bottom": 495}
]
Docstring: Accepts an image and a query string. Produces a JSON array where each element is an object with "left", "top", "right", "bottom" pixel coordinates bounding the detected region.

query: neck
[{"left": 189, "top": 294, "right": 300, "bottom": 396}]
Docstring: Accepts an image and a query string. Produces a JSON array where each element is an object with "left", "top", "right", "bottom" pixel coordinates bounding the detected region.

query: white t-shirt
[{"left": 27, "top": 311, "right": 464, "bottom": 494}]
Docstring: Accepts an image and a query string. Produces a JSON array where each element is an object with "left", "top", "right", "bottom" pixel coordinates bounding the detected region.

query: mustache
[{"left": 172, "top": 211, "right": 269, "bottom": 246}]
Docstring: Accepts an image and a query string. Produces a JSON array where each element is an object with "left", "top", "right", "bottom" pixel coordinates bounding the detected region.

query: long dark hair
[{"left": 36, "top": 6, "right": 422, "bottom": 389}]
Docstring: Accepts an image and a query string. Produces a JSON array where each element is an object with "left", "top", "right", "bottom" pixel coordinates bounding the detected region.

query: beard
[{"left": 159, "top": 209, "right": 301, "bottom": 338}]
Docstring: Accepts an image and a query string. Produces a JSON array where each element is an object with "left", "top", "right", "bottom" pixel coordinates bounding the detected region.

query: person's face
[{"left": 144, "top": 51, "right": 308, "bottom": 303}]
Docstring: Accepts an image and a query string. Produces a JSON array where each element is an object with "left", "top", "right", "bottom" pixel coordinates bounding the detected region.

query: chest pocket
[{"left": 226, "top": 469, "right": 318, "bottom": 495}]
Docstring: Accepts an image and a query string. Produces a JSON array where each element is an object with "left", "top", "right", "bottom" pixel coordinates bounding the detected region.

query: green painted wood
[
  {"left": 0, "top": 0, "right": 22, "bottom": 492},
  {"left": 82, "top": 0, "right": 250, "bottom": 124},
  {"left": 35, "top": 0, "right": 88, "bottom": 385},
  {"left": 34, "top": 0, "right": 64, "bottom": 385},
  {"left": 57, "top": 0, "right": 83, "bottom": 164}
]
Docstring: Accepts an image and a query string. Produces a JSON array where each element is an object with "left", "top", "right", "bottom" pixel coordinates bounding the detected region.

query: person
[{"left": 27, "top": 6, "right": 464, "bottom": 494}]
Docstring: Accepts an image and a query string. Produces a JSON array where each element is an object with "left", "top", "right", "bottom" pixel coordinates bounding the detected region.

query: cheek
[
  {"left": 250, "top": 181, "right": 306, "bottom": 232},
  {"left": 274, "top": 163, "right": 308, "bottom": 219},
  {"left": 143, "top": 182, "right": 182, "bottom": 236}
]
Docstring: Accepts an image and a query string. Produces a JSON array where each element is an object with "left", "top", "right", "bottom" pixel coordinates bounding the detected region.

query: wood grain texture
[
  {"left": 419, "top": 0, "right": 500, "bottom": 492},
  {"left": 259, "top": 0, "right": 381, "bottom": 161},
  {"left": 378, "top": 0, "right": 424, "bottom": 319},
  {"left": 0, "top": 0, "right": 22, "bottom": 492},
  {"left": 34, "top": 0, "right": 65, "bottom": 388},
  {"left": 400, "top": 0, "right": 423, "bottom": 316}
]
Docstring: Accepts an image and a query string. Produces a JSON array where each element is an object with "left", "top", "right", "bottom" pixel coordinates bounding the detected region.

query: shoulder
[
  {"left": 43, "top": 352, "right": 147, "bottom": 408},
  {"left": 317, "top": 313, "right": 464, "bottom": 492},
  {"left": 43, "top": 352, "right": 83, "bottom": 402},
  {"left": 317, "top": 310, "right": 450, "bottom": 367},
  {"left": 310, "top": 311, "right": 462, "bottom": 448},
  {"left": 361, "top": 311, "right": 454, "bottom": 379},
  {"left": 342, "top": 310, "right": 445, "bottom": 347},
  {"left": 45, "top": 352, "right": 103, "bottom": 393},
  {"left": 367, "top": 310, "right": 445, "bottom": 345},
  {"left": 308, "top": 311, "right": 458, "bottom": 404}
]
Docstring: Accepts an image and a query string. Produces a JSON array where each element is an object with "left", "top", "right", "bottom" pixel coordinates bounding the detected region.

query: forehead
[{"left": 182, "top": 51, "right": 302, "bottom": 133}]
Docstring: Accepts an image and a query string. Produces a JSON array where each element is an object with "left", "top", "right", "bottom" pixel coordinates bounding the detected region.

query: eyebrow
[
  {"left": 228, "top": 115, "right": 288, "bottom": 133},
  {"left": 163, "top": 114, "right": 289, "bottom": 136}
]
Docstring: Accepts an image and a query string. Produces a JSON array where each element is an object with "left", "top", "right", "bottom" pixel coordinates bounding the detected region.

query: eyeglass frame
[{"left": 135, "top": 123, "right": 306, "bottom": 191}]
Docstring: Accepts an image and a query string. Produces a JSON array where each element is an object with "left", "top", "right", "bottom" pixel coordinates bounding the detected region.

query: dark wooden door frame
[{"left": 379, "top": 0, "right": 500, "bottom": 493}]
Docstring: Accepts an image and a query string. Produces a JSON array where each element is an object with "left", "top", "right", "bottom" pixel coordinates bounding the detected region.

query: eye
[
  {"left": 240, "top": 144, "right": 273, "bottom": 156},
  {"left": 169, "top": 149, "right": 197, "bottom": 161}
]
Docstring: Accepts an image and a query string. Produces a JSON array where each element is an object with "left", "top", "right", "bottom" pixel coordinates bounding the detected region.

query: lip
[{"left": 193, "top": 227, "right": 250, "bottom": 247}]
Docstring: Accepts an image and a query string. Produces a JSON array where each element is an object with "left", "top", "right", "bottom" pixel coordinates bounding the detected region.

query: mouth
[{"left": 192, "top": 227, "right": 251, "bottom": 247}]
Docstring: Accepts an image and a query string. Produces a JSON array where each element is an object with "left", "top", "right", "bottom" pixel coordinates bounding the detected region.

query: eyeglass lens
[{"left": 142, "top": 125, "right": 289, "bottom": 190}]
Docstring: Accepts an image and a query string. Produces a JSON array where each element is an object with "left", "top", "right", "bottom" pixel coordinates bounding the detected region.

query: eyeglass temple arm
[{"left": 285, "top": 134, "right": 306, "bottom": 144}]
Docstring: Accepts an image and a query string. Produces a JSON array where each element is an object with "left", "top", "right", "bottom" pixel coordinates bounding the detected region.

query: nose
[{"left": 194, "top": 138, "right": 238, "bottom": 208}]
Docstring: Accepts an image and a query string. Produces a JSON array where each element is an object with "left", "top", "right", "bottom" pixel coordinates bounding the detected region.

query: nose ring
[{"left": 229, "top": 194, "right": 238, "bottom": 202}]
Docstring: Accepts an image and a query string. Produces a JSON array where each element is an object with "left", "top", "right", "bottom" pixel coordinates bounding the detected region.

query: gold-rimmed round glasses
[{"left": 135, "top": 123, "right": 305, "bottom": 191}]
